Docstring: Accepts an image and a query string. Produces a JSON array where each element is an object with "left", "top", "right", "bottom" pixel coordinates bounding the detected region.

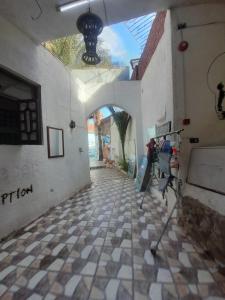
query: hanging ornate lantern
[{"left": 77, "top": 11, "right": 103, "bottom": 65}]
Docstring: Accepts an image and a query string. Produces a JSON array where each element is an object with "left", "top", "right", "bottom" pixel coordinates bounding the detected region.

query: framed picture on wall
[{"left": 47, "top": 126, "right": 64, "bottom": 158}]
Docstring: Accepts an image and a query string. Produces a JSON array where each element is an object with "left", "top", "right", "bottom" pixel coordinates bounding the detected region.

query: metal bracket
[{"left": 177, "top": 23, "right": 187, "bottom": 30}]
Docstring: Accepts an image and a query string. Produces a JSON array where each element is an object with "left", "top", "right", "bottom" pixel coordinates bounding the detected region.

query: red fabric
[{"left": 146, "top": 139, "right": 156, "bottom": 157}]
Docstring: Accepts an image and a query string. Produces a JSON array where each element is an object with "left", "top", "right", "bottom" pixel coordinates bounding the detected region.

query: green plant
[
  {"left": 43, "top": 35, "right": 113, "bottom": 68},
  {"left": 108, "top": 106, "right": 131, "bottom": 168},
  {"left": 119, "top": 159, "right": 129, "bottom": 172}
]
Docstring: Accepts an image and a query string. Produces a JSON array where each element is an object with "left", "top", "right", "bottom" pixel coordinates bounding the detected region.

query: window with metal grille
[{"left": 0, "top": 67, "right": 42, "bottom": 145}]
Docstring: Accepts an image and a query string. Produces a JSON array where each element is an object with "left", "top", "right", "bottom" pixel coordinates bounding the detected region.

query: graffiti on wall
[{"left": 1, "top": 184, "right": 33, "bottom": 205}]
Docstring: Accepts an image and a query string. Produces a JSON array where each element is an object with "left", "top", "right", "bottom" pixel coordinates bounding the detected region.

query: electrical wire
[
  {"left": 180, "top": 28, "right": 187, "bottom": 119},
  {"left": 175, "top": 11, "right": 225, "bottom": 117},
  {"left": 31, "top": 0, "right": 43, "bottom": 20},
  {"left": 179, "top": 19, "right": 225, "bottom": 115},
  {"left": 206, "top": 51, "right": 225, "bottom": 95},
  {"left": 102, "top": 0, "right": 109, "bottom": 26},
  {"left": 180, "top": 21, "right": 225, "bottom": 30},
  {"left": 206, "top": 51, "right": 225, "bottom": 114}
]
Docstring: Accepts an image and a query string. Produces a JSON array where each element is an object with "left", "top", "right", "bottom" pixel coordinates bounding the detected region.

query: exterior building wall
[{"left": 0, "top": 16, "right": 90, "bottom": 239}]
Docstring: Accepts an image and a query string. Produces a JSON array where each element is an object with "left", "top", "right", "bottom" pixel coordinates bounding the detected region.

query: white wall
[
  {"left": 171, "top": 3, "right": 225, "bottom": 211},
  {"left": 125, "top": 119, "right": 136, "bottom": 163},
  {"left": 84, "top": 80, "right": 144, "bottom": 166},
  {"left": 140, "top": 5, "right": 225, "bottom": 213},
  {"left": 110, "top": 120, "right": 122, "bottom": 161},
  {"left": 139, "top": 11, "right": 177, "bottom": 210},
  {"left": 0, "top": 16, "right": 90, "bottom": 239},
  {"left": 141, "top": 12, "right": 174, "bottom": 151},
  {"left": 72, "top": 67, "right": 129, "bottom": 85}
]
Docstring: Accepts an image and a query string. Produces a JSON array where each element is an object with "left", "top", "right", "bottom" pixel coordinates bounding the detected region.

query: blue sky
[
  {"left": 98, "top": 22, "right": 141, "bottom": 118},
  {"left": 100, "top": 106, "right": 112, "bottom": 118},
  {"left": 97, "top": 15, "right": 155, "bottom": 118},
  {"left": 99, "top": 22, "right": 141, "bottom": 69},
  {"left": 99, "top": 13, "right": 156, "bottom": 69},
  {"left": 88, "top": 107, "right": 110, "bottom": 122},
  {"left": 110, "top": 23, "right": 142, "bottom": 65},
  {"left": 88, "top": 106, "right": 124, "bottom": 121}
]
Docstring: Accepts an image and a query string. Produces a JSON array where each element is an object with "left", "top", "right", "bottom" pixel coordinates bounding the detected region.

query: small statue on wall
[
  {"left": 217, "top": 82, "right": 225, "bottom": 111},
  {"left": 206, "top": 51, "right": 225, "bottom": 120},
  {"left": 216, "top": 82, "right": 225, "bottom": 119}
]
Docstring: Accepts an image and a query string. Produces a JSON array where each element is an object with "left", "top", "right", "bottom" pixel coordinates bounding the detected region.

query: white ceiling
[{"left": 0, "top": 0, "right": 224, "bottom": 43}]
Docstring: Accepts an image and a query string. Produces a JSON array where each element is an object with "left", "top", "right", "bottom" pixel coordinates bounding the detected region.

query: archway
[
  {"left": 84, "top": 80, "right": 144, "bottom": 170},
  {"left": 87, "top": 105, "right": 137, "bottom": 176}
]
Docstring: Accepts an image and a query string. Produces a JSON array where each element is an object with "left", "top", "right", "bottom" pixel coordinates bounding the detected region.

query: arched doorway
[{"left": 87, "top": 105, "right": 136, "bottom": 176}]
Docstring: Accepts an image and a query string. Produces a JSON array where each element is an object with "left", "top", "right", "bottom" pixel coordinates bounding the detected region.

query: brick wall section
[{"left": 131, "top": 11, "right": 167, "bottom": 80}]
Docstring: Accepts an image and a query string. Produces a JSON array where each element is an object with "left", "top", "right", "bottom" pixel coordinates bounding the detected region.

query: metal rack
[{"left": 140, "top": 128, "right": 184, "bottom": 255}]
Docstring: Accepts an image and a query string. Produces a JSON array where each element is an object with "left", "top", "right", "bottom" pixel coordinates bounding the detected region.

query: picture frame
[{"left": 47, "top": 126, "right": 64, "bottom": 158}]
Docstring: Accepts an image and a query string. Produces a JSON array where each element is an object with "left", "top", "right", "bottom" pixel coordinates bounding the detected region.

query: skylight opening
[{"left": 124, "top": 12, "right": 156, "bottom": 54}]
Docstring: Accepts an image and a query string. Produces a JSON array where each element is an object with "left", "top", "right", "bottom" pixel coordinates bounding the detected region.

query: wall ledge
[
  {"left": 180, "top": 195, "right": 225, "bottom": 264},
  {"left": 183, "top": 183, "right": 225, "bottom": 216}
]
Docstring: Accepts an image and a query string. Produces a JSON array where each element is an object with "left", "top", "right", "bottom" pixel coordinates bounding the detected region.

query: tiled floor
[{"left": 0, "top": 168, "right": 225, "bottom": 300}]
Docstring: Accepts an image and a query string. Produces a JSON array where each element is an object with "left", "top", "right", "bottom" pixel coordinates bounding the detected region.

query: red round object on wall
[{"left": 178, "top": 41, "right": 189, "bottom": 52}]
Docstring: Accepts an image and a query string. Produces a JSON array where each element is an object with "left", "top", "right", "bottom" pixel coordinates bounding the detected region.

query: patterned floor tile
[
  {"left": 50, "top": 273, "right": 93, "bottom": 299},
  {"left": 0, "top": 168, "right": 224, "bottom": 299},
  {"left": 100, "top": 247, "right": 132, "bottom": 265},
  {"left": 133, "top": 264, "right": 157, "bottom": 282},
  {"left": 89, "top": 277, "right": 132, "bottom": 300}
]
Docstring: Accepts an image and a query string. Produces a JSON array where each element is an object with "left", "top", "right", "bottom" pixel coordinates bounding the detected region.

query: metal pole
[{"left": 150, "top": 130, "right": 183, "bottom": 255}]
